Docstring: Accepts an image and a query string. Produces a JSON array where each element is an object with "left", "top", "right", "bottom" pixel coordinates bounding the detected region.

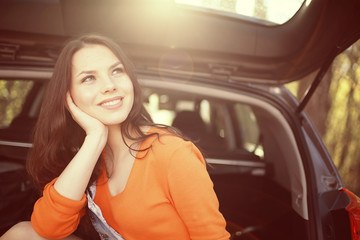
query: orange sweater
[{"left": 31, "top": 130, "right": 230, "bottom": 239}]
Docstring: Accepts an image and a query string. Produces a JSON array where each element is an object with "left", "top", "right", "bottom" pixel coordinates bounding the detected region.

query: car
[{"left": 0, "top": 0, "right": 360, "bottom": 239}]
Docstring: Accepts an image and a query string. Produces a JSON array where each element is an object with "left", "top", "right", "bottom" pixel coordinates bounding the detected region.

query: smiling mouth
[
  {"left": 99, "top": 97, "right": 124, "bottom": 108},
  {"left": 101, "top": 99, "right": 121, "bottom": 106}
]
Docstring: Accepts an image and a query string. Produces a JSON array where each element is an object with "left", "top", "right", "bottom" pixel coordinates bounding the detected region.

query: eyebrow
[{"left": 75, "top": 61, "right": 123, "bottom": 78}]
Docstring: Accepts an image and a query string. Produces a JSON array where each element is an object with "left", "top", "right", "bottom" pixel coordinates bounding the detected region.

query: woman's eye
[
  {"left": 82, "top": 75, "right": 95, "bottom": 83},
  {"left": 112, "top": 67, "right": 124, "bottom": 76}
]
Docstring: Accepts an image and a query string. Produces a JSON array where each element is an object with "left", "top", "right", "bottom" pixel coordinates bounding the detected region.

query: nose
[{"left": 101, "top": 75, "right": 117, "bottom": 94}]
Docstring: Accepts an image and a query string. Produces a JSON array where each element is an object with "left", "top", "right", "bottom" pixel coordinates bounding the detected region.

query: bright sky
[{"left": 176, "top": 0, "right": 304, "bottom": 24}]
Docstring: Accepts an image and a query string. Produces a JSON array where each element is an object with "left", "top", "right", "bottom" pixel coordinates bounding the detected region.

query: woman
[{"left": 0, "top": 34, "right": 230, "bottom": 240}]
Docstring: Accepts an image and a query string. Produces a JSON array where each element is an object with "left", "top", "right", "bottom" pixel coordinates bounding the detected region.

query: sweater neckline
[{"left": 101, "top": 126, "right": 157, "bottom": 198}]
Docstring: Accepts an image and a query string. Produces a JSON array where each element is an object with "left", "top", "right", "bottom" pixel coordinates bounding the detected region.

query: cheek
[
  {"left": 128, "top": 87, "right": 135, "bottom": 108},
  {"left": 70, "top": 89, "right": 92, "bottom": 110},
  {"left": 125, "top": 78, "right": 135, "bottom": 98}
]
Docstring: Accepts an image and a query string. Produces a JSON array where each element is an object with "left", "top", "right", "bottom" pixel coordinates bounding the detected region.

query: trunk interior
[{"left": 0, "top": 76, "right": 309, "bottom": 239}]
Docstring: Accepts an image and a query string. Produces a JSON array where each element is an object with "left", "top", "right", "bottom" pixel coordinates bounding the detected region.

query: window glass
[
  {"left": 146, "top": 93, "right": 175, "bottom": 126},
  {"left": 0, "top": 80, "right": 33, "bottom": 128},
  {"left": 143, "top": 87, "right": 263, "bottom": 160},
  {"left": 175, "top": 0, "right": 304, "bottom": 25},
  {"left": 233, "top": 103, "right": 263, "bottom": 158},
  {"left": 144, "top": 88, "right": 228, "bottom": 154}
]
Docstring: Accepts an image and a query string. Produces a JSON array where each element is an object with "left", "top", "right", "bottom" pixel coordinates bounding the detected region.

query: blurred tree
[
  {"left": 294, "top": 39, "right": 360, "bottom": 195},
  {"left": 254, "top": 0, "right": 266, "bottom": 19},
  {"left": 324, "top": 40, "right": 360, "bottom": 195},
  {"left": 298, "top": 70, "right": 332, "bottom": 137}
]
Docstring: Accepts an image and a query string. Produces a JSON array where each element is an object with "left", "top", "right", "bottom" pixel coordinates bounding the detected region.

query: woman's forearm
[{"left": 54, "top": 132, "right": 107, "bottom": 200}]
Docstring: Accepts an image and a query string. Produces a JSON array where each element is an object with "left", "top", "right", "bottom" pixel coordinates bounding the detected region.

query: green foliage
[
  {"left": 285, "top": 39, "right": 360, "bottom": 195},
  {"left": 324, "top": 40, "right": 360, "bottom": 194},
  {"left": 0, "top": 80, "right": 33, "bottom": 128},
  {"left": 285, "top": 81, "right": 299, "bottom": 98}
]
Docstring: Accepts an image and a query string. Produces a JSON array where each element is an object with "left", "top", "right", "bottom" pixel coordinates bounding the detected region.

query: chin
[{"left": 101, "top": 116, "right": 129, "bottom": 126}]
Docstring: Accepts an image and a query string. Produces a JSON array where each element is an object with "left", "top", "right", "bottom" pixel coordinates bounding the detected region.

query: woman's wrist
[{"left": 85, "top": 128, "right": 108, "bottom": 148}]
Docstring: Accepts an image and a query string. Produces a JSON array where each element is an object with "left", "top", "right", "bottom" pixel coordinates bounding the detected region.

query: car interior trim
[
  {"left": 0, "top": 140, "right": 33, "bottom": 148},
  {"left": 206, "top": 158, "right": 266, "bottom": 168},
  {"left": 0, "top": 69, "right": 52, "bottom": 79},
  {"left": 139, "top": 76, "right": 309, "bottom": 220}
]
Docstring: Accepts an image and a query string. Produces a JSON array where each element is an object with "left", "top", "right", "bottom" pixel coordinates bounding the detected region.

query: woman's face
[{"left": 70, "top": 44, "right": 134, "bottom": 126}]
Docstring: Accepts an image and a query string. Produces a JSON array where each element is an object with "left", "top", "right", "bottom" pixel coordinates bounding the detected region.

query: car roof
[{"left": 0, "top": 0, "right": 359, "bottom": 84}]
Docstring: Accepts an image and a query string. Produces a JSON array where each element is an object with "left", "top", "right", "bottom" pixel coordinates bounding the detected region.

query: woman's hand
[
  {"left": 66, "top": 92, "right": 108, "bottom": 141},
  {"left": 51, "top": 93, "right": 109, "bottom": 201}
]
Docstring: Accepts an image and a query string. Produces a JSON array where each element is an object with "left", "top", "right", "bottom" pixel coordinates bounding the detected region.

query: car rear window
[
  {"left": 143, "top": 87, "right": 263, "bottom": 160},
  {"left": 175, "top": 0, "right": 304, "bottom": 25}
]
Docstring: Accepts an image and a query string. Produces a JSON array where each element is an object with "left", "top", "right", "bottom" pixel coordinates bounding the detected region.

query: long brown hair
[{"left": 27, "top": 34, "right": 166, "bottom": 191}]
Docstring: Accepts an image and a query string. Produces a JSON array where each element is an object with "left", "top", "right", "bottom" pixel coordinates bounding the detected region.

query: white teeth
[{"left": 101, "top": 99, "right": 121, "bottom": 106}]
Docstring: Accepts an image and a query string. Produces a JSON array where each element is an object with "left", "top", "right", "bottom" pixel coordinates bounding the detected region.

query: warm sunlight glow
[{"left": 175, "top": 0, "right": 304, "bottom": 24}]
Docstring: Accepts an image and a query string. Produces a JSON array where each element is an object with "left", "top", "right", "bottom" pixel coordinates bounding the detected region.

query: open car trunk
[{"left": 1, "top": 71, "right": 311, "bottom": 239}]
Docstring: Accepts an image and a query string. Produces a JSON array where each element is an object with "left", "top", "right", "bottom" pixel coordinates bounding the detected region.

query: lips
[{"left": 98, "top": 96, "right": 124, "bottom": 108}]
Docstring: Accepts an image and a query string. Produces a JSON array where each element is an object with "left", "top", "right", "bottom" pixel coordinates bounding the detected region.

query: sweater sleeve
[
  {"left": 167, "top": 141, "right": 230, "bottom": 240},
  {"left": 31, "top": 178, "right": 87, "bottom": 239}
]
